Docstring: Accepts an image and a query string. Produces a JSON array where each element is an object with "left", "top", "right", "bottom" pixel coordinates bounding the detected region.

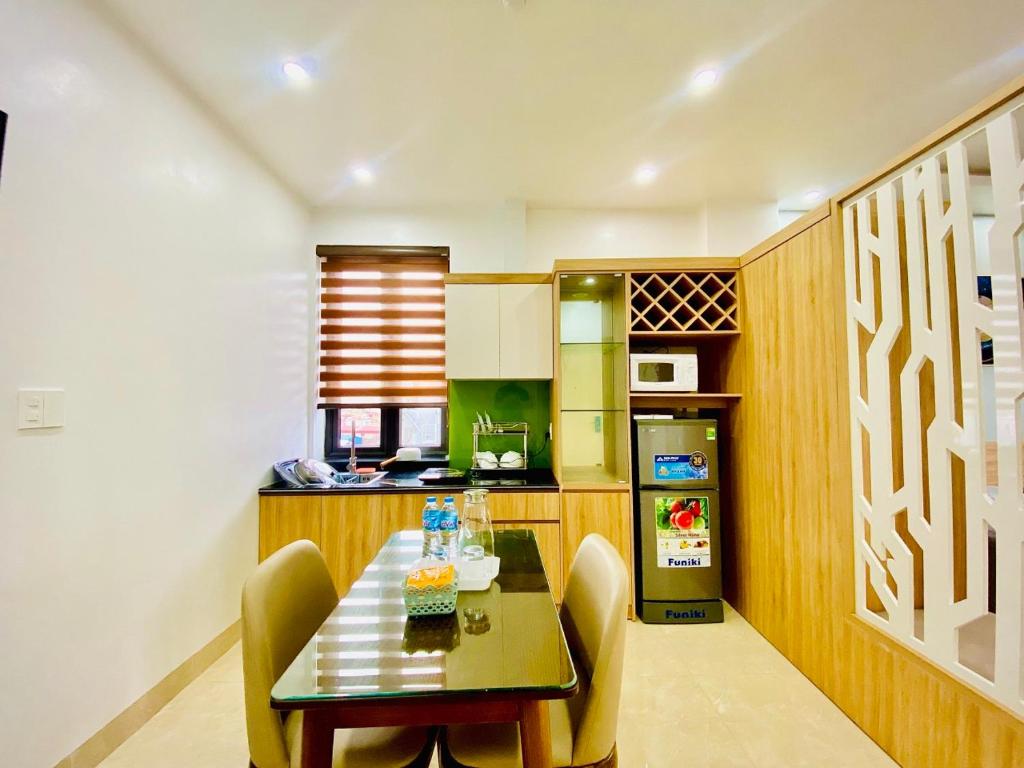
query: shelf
[
  {"left": 559, "top": 341, "right": 626, "bottom": 347},
  {"left": 560, "top": 465, "right": 630, "bottom": 488},
  {"left": 560, "top": 408, "right": 626, "bottom": 413},
  {"left": 629, "top": 392, "right": 742, "bottom": 409}
]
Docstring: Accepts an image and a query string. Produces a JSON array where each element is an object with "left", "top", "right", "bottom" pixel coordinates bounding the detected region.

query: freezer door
[
  {"left": 638, "top": 489, "right": 722, "bottom": 601},
  {"left": 635, "top": 419, "right": 719, "bottom": 488}
]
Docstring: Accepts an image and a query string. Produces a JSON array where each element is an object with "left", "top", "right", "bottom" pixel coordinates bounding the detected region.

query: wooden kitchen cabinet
[
  {"left": 321, "top": 495, "right": 384, "bottom": 596},
  {"left": 259, "top": 490, "right": 568, "bottom": 603},
  {"left": 489, "top": 492, "right": 561, "bottom": 602},
  {"left": 487, "top": 492, "right": 559, "bottom": 522},
  {"left": 258, "top": 496, "right": 322, "bottom": 562},
  {"left": 445, "top": 280, "right": 553, "bottom": 379},
  {"left": 380, "top": 493, "right": 428, "bottom": 536},
  {"left": 494, "top": 522, "right": 563, "bottom": 604},
  {"left": 560, "top": 490, "right": 634, "bottom": 616}
]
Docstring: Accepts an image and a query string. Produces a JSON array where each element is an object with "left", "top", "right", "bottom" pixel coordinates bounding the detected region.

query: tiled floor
[{"left": 97, "top": 604, "right": 896, "bottom": 768}]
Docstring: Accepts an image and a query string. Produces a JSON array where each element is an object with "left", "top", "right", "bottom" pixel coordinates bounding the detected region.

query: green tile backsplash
[{"left": 448, "top": 380, "right": 552, "bottom": 469}]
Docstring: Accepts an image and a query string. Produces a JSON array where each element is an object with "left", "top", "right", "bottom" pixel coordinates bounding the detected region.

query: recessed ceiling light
[
  {"left": 350, "top": 164, "right": 375, "bottom": 185},
  {"left": 583, "top": 276, "right": 597, "bottom": 285},
  {"left": 692, "top": 67, "right": 719, "bottom": 91},
  {"left": 281, "top": 58, "right": 313, "bottom": 84},
  {"left": 803, "top": 189, "right": 825, "bottom": 203},
  {"left": 633, "top": 163, "right": 659, "bottom": 186}
]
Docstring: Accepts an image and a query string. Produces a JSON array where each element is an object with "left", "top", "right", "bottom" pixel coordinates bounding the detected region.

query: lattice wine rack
[{"left": 629, "top": 272, "right": 739, "bottom": 334}]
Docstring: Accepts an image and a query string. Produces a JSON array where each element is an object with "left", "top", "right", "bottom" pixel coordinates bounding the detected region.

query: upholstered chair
[
  {"left": 440, "top": 533, "right": 629, "bottom": 768},
  {"left": 242, "top": 539, "right": 436, "bottom": 768}
]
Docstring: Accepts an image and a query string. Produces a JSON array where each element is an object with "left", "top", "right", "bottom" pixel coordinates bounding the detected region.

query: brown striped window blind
[{"left": 317, "top": 245, "right": 449, "bottom": 408}]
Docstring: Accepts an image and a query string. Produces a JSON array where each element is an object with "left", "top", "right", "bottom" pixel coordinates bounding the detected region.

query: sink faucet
[{"left": 346, "top": 419, "right": 358, "bottom": 474}]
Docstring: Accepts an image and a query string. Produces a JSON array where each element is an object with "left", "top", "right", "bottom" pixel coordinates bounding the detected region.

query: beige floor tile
[{"left": 97, "top": 604, "right": 894, "bottom": 768}]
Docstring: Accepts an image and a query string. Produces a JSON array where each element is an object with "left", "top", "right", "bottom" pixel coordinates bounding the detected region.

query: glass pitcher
[{"left": 459, "top": 488, "right": 494, "bottom": 560}]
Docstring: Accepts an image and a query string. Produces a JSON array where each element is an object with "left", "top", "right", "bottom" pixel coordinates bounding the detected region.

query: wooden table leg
[
  {"left": 519, "top": 699, "right": 553, "bottom": 768},
  {"left": 300, "top": 709, "right": 334, "bottom": 768}
]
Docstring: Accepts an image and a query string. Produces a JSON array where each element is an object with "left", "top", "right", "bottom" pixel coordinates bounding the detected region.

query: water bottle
[
  {"left": 421, "top": 496, "right": 441, "bottom": 558},
  {"left": 438, "top": 496, "right": 460, "bottom": 561}
]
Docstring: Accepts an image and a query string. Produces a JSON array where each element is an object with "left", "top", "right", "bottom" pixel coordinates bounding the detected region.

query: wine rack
[{"left": 629, "top": 271, "right": 739, "bottom": 334}]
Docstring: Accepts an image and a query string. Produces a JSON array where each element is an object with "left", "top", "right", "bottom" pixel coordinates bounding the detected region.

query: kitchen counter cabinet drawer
[
  {"left": 258, "top": 496, "right": 322, "bottom": 562},
  {"left": 487, "top": 491, "right": 560, "bottom": 522},
  {"left": 494, "top": 522, "right": 562, "bottom": 604}
]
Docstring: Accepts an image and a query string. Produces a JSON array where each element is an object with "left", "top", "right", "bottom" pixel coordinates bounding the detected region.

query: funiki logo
[{"left": 665, "top": 607, "right": 706, "bottom": 620}]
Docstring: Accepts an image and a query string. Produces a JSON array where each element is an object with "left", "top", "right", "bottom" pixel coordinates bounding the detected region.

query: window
[
  {"left": 317, "top": 245, "right": 449, "bottom": 460},
  {"left": 326, "top": 407, "right": 448, "bottom": 460}
]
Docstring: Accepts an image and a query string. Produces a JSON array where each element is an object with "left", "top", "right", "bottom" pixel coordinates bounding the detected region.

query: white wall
[
  {"left": 310, "top": 202, "right": 526, "bottom": 273},
  {"left": 311, "top": 202, "right": 775, "bottom": 273},
  {"left": 702, "top": 201, "right": 779, "bottom": 256},
  {"left": 524, "top": 208, "right": 705, "bottom": 269},
  {"left": 0, "top": 2, "right": 309, "bottom": 766}
]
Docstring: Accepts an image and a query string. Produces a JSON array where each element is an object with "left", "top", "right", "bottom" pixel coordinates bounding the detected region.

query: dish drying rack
[{"left": 472, "top": 421, "right": 528, "bottom": 470}]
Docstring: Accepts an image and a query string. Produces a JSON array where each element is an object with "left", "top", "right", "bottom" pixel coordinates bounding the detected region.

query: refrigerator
[{"left": 633, "top": 418, "right": 723, "bottom": 624}]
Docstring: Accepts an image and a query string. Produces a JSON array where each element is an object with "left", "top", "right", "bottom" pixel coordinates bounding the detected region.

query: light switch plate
[{"left": 17, "top": 388, "right": 64, "bottom": 430}]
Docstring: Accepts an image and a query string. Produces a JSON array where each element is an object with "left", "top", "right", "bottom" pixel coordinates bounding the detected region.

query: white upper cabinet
[
  {"left": 498, "top": 283, "right": 553, "bottom": 378},
  {"left": 445, "top": 283, "right": 500, "bottom": 379},
  {"left": 445, "top": 281, "right": 553, "bottom": 379}
]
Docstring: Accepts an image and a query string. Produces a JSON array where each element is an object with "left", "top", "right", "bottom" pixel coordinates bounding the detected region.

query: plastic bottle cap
[
  {"left": 426, "top": 496, "right": 437, "bottom": 502},
  {"left": 443, "top": 497, "right": 455, "bottom": 502}
]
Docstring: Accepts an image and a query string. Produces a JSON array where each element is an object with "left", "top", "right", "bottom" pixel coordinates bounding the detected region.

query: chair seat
[
  {"left": 284, "top": 711, "right": 435, "bottom": 768},
  {"left": 440, "top": 696, "right": 575, "bottom": 768}
]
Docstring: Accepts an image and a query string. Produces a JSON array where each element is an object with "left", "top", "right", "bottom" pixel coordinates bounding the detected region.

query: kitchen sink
[
  {"left": 272, "top": 460, "right": 389, "bottom": 488},
  {"left": 333, "top": 471, "right": 388, "bottom": 486}
]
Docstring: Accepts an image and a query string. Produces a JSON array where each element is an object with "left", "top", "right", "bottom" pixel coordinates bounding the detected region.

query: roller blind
[{"left": 317, "top": 245, "right": 449, "bottom": 408}]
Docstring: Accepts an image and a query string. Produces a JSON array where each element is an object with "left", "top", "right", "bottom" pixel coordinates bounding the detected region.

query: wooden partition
[{"left": 722, "top": 199, "right": 1024, "bottom": 763}]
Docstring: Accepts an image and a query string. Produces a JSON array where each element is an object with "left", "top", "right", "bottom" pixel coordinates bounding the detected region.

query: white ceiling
[{"left": 98, "top": 0, "right": 1024, "bottom": 210}]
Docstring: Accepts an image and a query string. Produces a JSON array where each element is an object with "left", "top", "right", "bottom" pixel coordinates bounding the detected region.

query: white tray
[{"left": 457, "top": 556, "right": 500, "bottom": 591}]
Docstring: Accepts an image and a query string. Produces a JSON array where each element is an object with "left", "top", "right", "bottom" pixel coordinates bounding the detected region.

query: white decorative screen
[{"left": 842, "top": 97, "right": 1024, "bottom": 716}]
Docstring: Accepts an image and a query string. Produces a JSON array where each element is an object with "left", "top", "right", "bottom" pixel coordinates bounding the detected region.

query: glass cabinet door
[{"left": 557, "top": 274, "right": 629, "bottom": 486}]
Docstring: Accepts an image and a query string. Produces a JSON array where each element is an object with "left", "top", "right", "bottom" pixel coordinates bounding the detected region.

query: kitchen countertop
[{"left": 259, "top": 466, "right": 559, "bottom": 495}]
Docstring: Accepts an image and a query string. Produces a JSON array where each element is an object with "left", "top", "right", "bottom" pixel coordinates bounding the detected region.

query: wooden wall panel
[{"left": 724, "top": 215, "right": 1024, "bottom": 767}]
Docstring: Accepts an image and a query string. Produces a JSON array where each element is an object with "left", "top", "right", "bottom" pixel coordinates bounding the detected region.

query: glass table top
[{"left": 271, "top": 530, "right": 577, "bottom": 707}]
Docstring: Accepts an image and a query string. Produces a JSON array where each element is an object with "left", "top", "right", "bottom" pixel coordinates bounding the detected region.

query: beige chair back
[
  {"left": 242, "top": 540, "right": 339, "bottom": 768},
  {"left": 559, "top": 534, "right": 629, "bottom": 766}
]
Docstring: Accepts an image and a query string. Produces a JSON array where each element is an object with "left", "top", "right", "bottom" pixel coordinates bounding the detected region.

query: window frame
[{"left": 324, "top": 406, "right": 448, "bottom": 462}]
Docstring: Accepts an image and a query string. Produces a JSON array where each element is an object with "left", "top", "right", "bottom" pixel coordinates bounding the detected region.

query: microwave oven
[{"left": 629, "top": 352, "right": 698, "bottom": 392}]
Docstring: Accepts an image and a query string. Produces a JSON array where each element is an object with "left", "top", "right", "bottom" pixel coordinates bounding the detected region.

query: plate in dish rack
[{"left": 457, "top": 556, "right": 500, "bottom": 591}]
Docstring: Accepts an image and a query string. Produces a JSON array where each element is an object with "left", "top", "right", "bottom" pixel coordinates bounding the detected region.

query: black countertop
[{"left": 259, "top": 466, "right": 559, "bottom": 496}]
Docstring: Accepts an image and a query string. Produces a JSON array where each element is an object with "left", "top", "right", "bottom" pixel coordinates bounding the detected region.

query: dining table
[{"left": 271, "top": 528, "right": 578, "bottom": 768}]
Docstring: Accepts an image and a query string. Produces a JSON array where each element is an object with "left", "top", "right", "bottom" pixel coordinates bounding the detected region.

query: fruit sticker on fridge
[{"left": 654, "top": 496, "right": 711, "bottom": 568}]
